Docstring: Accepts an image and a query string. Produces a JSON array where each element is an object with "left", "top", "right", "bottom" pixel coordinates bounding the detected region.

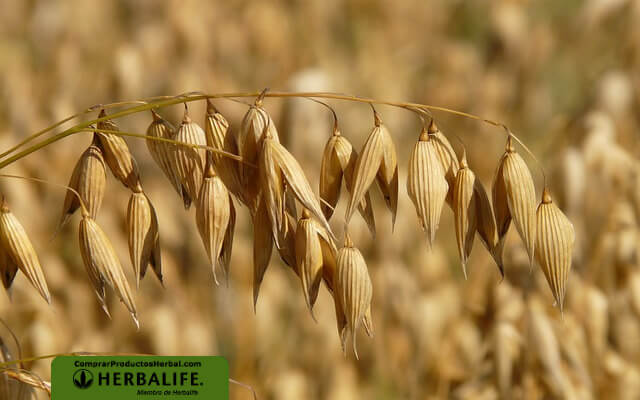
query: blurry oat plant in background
[{"left": 0, "top": 89, "right": 574, "bottom": 367}]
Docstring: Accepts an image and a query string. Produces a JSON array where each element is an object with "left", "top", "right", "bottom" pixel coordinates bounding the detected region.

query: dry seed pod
[
  {"left": 146, "top": 110, "right": 182, "bottom": 196},
  {"left": 172, "top": 106, "right": 207, "bottom": 209},
  {"left": 236, "top": 106, "right": 280, "bottom": 207},
  {"left": 428, "top": 120, "right": 459, "bottom": 205},
  {"left": 320, "top": 129, "right": 376, "bottom": 235},
  {"left": 453, "top": 152, "right": 477, "bottom": 278},
  {"left": 96, "top": 109, "right": 141, "bottom": 190},
  {"left": 276, "top": 211, "right": 298, "bottom": 271},
  {"left": 535, "top": 188, "right": 575, "bottom": 311},
  {"left": 474, "top": 179, "right": 503, "bottom": 277},
  {"left": 252, "top": 198, "right": 273, "bottom": 310},
  {"left": 196, "top": 160, "right": 231, "bottom": 285},
  {"left": 259, "top": 133, "right": 286, "bottom": 247},
  {"left": 295, "top": 210, "right": 324, "bottom": 317},
  {"left": 493, "top": 136, "right": 537, "bottom": 266},
  {"left": 79, "top": 214, "right": 138, "bottom": 326},
  {"left": 0, "top": 199, "right": 50, "bottom": 303},
  {"left": 263, "top": 136, "right": 336, "bottom": 242},
  {"left": 346, "top": 112, "right": 398, "bottom": 229},
  {"left": 335, "top": 234, "right": 373, "bottom": 359},
  {"left": 59, "top": 139, "right": 106, "bottom": 227},
  {"left": 127, "top": 185, "right": 162, "bottom": 288},
  {"left": 407, "top": 128, "right": 449, "bottom": 247}
]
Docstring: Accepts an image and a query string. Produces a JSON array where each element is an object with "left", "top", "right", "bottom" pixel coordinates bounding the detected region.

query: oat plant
[{"left": 0, "top": 90, "right": 575, "bottom": 362}]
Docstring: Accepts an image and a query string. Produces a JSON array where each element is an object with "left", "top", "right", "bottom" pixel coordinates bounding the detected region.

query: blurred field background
[{"left": 1, "top": 0, "right": 640, "bottom": 399}]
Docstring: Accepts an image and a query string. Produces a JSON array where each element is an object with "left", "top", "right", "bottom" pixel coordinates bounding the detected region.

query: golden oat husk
[
  {"left": 428, "top": 120, "right": 459, "bottom": 205},
  {"left": 96, "top": 109, "right": 141, "bottom": 190},
  {"left": 172, "top": 106, "right": 207, "bottom": 209},
  {"left": 406, "top": 128, "right": 449, "bottom": 247},
  {"left": 127, "top": 184, "right": 162, "bottom": 288},
  {"left": 375, "top": 114, "right": 399, "bottom": 228},
  {"left": 453, "top": 152, "right": 477, "bottom": 279},
  {"left": 494, "top": 136, "right": 537, "bottom": 266},
  {"left": 276, "top": 210, "right": 298, "bottom": 272},
  {"left": 79, "top": 214, "right": 138, "bottom": 326},
  {"left": 295, "top": 210, "right": 324, "bottom": 317},
  {"left": 474, "top": 178, "right": 504, "bottom": 277},
  {"left": 346, "top": 112, "right": 397, "bottom": 229},
  {"left": 146, "top": 110, "right": 182, "bottom": 196},
  {"left": 320, "top": 130, "right": 376, "bottom": 235},
  {"left": 204, "top": 100, "right": 242, "bottom": 198},
  {"left": 0, "top": 199, "right": 50, "bottom": 303},
  {"left": 59, "top": 138, "right": 106, "bottom": 227},
  {"left": 259, "top": 133, "right": 286, "bottom": 247},
  {"left": 535, "top": 188, "right": 575, "bottom": 311},
  {"left": 335, "top": 234, "right": 373, "bottom": 359},
  {"left": 236, "top": 105, "right": 280, "bottom": 207},
  {"left": 264, "top": 137, "right": 336, "bottom": 242},
  {"left": 196, "top": 159, "right": 231, "bottom": 286},
  {"left": 252, "top": 197, "right": 273, "bottom": 311}
]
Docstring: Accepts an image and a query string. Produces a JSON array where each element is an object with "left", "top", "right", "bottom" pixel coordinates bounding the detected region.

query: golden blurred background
[{"left": 1, "top": 0, "right": 640, "bottom": 399}]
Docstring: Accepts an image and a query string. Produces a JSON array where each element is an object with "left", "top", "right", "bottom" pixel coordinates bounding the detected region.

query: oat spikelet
[
  {"left": 96, "top": 109, "right": 141, "bottom": 190},
  {"left": 259, "top": 133, "right": 286, "bottom": 247},
  {"left": 236, "top": 105, "right": 280, "bottom": 208},
  {"left": 172, "top": 106, "right": 207, "bottom": 209},
  {"left": 219, "top": 197, "right": 235, "bottom": 286},
  {"left": 263, "top": 136, "right": 336, "bottom": 242},
  {"left": 276, "top": 211, "right": 298, "bottom": 272},
  {"left": 0, "top": 199, "right": 50, "bottom": 303},
  {"left": 79, "top": 214, "right": 138, "bottom": 326},
  {"left": 59, "top": 138, "right": 106, "bottom": 227},
  {"left": 474, "top": 178, "right": 503, "bottom": 277},
  {"left": 535, "top": 188, "right": 575, "bottom": 311},
  {"left": 127, "top": 184, "right": 162, "bottom": 288},
  {"left": 407, "top": 128, "right": 449, "bottom": 247},
  {"left": 428, "top": 120, "right": 459, "bottom": 205},
  {"left": 204, "top": 100, "right": 242, "bottom": 199},
  {"left": 196, "top": 159, "right": 231, "bottom": 285},
  {"left": 146, "top": 110, "right": 181, "bottom": 196},
  {"left": 252, "top": 197, "right": 273, "bottom": 311},
  {"left": 295, "top": 210, "right": 324, "bottom": 318},
  {"left": 494, "top": 136, "right": 537, "bottom": 266},
  {"left": 335, "top": 234, "right": 373, "bottom": 359},
  {"left": 453, "top": 152, "right": 477, "bottom": 278},
  {"left": 346, "top": 112, "right": 398, "bottom": 229},
  {"left": 319, "top": 129, "right": 376, "bottom": 235}
]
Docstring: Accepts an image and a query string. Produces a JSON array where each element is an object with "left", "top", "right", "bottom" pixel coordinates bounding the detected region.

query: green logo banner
[{"left": 52, "top": 356, "right": 228, "bottom": 399}]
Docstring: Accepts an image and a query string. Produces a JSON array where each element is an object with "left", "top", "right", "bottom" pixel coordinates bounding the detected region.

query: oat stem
[{"left": 0, "top": 90, "right": 527, "bottom": 171}]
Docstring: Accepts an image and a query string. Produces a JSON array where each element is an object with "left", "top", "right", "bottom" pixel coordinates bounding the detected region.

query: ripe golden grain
[
  {"left": 146, "top": 110, "right": 182, "bottom": 196},
  {"left": 319, "top": 128, "right": 376, "bottom": 235},
  {"left": 0, "top": 243, "right": 18, "bottom": 294},
  {"left": 535, "top": 188, "right": 575, "bottom": 311},
  {"left": 493, "top": 136, "right": 537, "bottom": 266},
  {"left": 453, "top": 152, "right": 477, "bottom": 278},
  {"left": 259, "top": 132, "right": 286, "bottom": 247},
  {"left": 96, "top": 109, "right": 141, "bottom": 190},
  {"left": 428, "top": 120, "right": 459, "bottom": 206},
  {"left": 60, "top": 138, "right": 106, "bottom": 226},
  {"left": 407, "top": 128, "right": 449, "bottom": 247},
  {"left": 127, "top": 184, "right": 162, "bottom": 288},
  {"left": 346, "top": 112, "right": 398, "bottom": 229},
  {"left": 335, "top": 234, "right": 373, "bottom": 359},
  {"left": 474, "top": 178, "right": 503, "bottom": 277},
  {"left": 79, "top": 214, "right": 138, "bottom": 326},
  {"left": 196, "top": 159, "right": 232, "bottom": 285},
  {"left": 295, "top": 210, "right": 324, "bottom": 317},
  {"left": 172, "top": 106, "right": 207, "bottom": 209},
  {"left": 0, "top": 199, "right": 50, "bottom": 303}
]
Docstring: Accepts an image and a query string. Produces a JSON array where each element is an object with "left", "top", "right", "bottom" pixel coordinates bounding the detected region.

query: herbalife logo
[{"left": 73, "top": 369, "right": 94, "bottom": 389}]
